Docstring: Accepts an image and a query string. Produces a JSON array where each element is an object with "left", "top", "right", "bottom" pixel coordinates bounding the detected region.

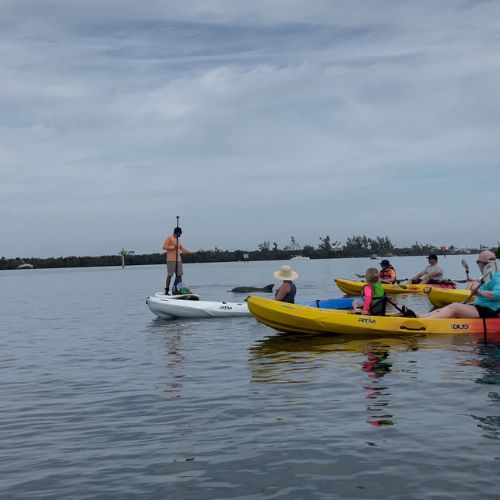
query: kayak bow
[{"left": 425, "top": 286, "right": 473, "bottom": 308}]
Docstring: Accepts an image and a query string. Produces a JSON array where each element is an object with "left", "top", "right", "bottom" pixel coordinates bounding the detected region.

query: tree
[
  {"left": 258, "top": 241, "right": 271, "bottom": 252},
  {"left": 371, "top": 236, "right": 394, "bottom": 256},
  {"left": 343, "top": 235, "right": 371, "bottom": 255},
  {"left": 302, "top": 245, "right": 315, "bottom": 257},
  {"left": 283, "top": 236, "right": 301, "bottom": 251},
  {"left": 318, "top": 235, "right": 332, "bottom": 252}
]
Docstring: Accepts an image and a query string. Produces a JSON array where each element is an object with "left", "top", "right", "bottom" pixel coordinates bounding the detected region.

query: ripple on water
[{"left": 1, "top": 263, "right": 500, "bottom": 498}]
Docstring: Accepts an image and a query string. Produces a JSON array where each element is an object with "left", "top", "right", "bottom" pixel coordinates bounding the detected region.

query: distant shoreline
[{"left": 1, "top": 247, "right": 491, "bottom": 271}]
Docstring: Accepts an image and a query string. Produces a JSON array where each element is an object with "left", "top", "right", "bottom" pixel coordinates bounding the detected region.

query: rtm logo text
[
  {"left": 220, "top": 305, "right": 233, "bottom": 310},
  {"left": 358, "top": 318, "right": 376, "bottom": 324}
]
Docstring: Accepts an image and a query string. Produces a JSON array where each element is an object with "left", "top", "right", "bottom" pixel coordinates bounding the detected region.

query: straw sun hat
[{"left": 273, "top": 265, "right": 298, "bottom": 281}]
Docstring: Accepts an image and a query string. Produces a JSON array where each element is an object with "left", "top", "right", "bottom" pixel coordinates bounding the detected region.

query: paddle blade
[
  {"left": 461, "top": 259, "right": 469, "bottom": 272},
  {"left": 481, "top": 262, "right": 497, "bottom": 284}
]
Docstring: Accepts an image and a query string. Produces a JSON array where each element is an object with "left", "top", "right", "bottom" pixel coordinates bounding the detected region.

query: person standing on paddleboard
[{"left": 162, "top": 226, "right": 194, "bottom": 295}]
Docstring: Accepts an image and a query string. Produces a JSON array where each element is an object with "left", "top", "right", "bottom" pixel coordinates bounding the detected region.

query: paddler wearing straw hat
[{"left": 273, "top": 265, "right": 298, "bottom": 303}]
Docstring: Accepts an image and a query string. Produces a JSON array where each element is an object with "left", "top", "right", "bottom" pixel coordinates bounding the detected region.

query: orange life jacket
[{"left": 379, "top": 266, "right": 396, "bottom": 282}]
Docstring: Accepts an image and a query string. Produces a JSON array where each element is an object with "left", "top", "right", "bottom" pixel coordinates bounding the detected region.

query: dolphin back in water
[{"left": 230, "top": 284, "right": 274, "bottom": 293}]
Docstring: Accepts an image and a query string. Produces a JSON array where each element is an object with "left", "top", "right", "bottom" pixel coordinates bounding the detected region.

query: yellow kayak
[
  {"left": 335, "top": 278, "right": 455, "bottom": 296},
  {"left": 247, "top": 296, "right": 500, "bottom": 336},
  {"left": 425, "top": 286, "right": 473, "bottom": 308}
]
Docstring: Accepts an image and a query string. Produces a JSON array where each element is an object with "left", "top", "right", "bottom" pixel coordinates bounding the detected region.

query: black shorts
[{"left": 473, "top": 305, "right": 500, "bottom": 318}]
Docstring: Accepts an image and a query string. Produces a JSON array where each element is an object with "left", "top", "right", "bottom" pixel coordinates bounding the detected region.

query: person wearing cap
[
  {"left": 273, "top": 265, "right": 298, "bottom": 303},
  {"left": 410, "top": 254, "right": 444, "bottom": 284},
  {"left": 420, "top": 250, "right": 500, "bottom": 318},
  {"left": 379, "top": 259, "right": 397, "bottom": 284},
  {"left": 162, "top": 226, "right": 195, "bottom": 295}
]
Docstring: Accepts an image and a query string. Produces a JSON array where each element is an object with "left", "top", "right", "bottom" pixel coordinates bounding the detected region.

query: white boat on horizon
[
  {"left": 17, "top": 259, "right": 33, "bottom": 269},
  {"left": 290, "top": 256, "right": 310, "bottom": 260}
]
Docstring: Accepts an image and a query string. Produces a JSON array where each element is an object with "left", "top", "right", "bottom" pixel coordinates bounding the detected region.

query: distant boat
[
  {"left": 290, "top": 256, "right": 310, "bottom": 260},
  {"left": 17, "top": 259, "right": 33, "bottom": 270},
  {"left": 370, "top": 255, "right": 378, "bottom": 260}
]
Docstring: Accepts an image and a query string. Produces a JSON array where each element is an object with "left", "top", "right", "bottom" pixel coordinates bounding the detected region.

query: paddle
[
  {"left": 173, "top": 215, "right": 181, "bottom": 293},
  {"left": 461, "top": 259, "right": 470, "bottom": 282},
  {"left": 383, "top": 297, "right": 417, "bottom": 317},
  {"left": 355, "top": 273, "right": 407, "bottom": 285},
  {"left": 462, "top": 262, "right": 496, "bottom": 304}
]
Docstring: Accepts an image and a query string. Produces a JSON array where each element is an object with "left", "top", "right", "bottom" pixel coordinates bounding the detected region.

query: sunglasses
[{"left": 477, "top": 260, "right": 493, "bottom": 264}]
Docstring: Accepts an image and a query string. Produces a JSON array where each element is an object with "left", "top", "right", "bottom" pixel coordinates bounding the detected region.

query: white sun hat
[{"left": 273, "top": 265, "right": 298, "bottom": 281}]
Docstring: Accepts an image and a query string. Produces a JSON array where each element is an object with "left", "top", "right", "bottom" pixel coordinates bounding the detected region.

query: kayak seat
[
  {"left": 369, "top": 296, "right": 388, "bottom": 316},
  {"left": 427, "top": 279, "right": 456, "bottom": 289}
]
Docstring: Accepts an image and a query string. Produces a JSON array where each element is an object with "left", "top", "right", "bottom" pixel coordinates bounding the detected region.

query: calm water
[{"left": 1, "top": 256, "right": 499, "bottom": 499}]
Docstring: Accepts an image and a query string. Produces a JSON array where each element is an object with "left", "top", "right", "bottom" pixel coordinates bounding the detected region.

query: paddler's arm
[
  {"left": 275, "top": 283, "right": 291, "bottom": 302},
  {"left": 412, "top": 269, "right": 425, "bottom": 281},
  {"left": 362, "top": 285, "right": 373, "bottom": 314},
  {"left": 476, "top": 278, "right": 500, "bottom": 300},
  {"left": 179, "top": 244, "right": 195, "bottom": 255}
]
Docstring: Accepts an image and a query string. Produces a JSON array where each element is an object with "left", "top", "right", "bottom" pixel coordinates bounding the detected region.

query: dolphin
[{"left": 230, "top": 284, "right": 274, "bottom": 293}]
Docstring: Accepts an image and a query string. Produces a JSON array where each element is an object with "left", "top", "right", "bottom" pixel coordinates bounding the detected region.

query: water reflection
[
  {"left": 249, "top": 333, "right": 426, "bottom": 427},
  {"left": 147, "top": 319, "right": 189, "bottom": 397},
  {"left": 250, "top": 333, "right": 422, "bottom": 379},
  {"left": 468, "top": 340, "right": 500, "bottom": 440},
  {"left": 472, "top": 341, "right": 500, "bottom": 386},
  {"left": 362, "top": 348, "right": 394, "bottom": 427}
]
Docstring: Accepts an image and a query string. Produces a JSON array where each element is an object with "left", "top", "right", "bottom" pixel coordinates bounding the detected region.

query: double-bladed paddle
[
  {"left": 355, "top": 273, "right": 407, "bottom": 284},
  {"left": 462, "top": 261, "right": 496, "bottom": 304}
]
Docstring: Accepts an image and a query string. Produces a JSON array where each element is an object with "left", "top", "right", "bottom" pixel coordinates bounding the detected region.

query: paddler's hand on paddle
[{"left": 466, "top": 279, "right": 479, "bottom": 290}]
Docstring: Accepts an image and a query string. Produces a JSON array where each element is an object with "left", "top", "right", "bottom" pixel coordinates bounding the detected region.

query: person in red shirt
[
  {"left": 379, "top": 259, "right": 397, "bottom": 284},
  {"left": 162, "top": 227, "right": 194, "bottom": 294}
]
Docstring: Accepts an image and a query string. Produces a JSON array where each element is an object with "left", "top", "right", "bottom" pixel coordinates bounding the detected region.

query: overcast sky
[{"left": 1, "top": 0, "right": 499, "bottom": 258}]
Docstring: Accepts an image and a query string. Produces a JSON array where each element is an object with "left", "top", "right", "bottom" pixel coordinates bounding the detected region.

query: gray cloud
[{"left": 1, "top": 0, "right": 499, "bottom": 257}]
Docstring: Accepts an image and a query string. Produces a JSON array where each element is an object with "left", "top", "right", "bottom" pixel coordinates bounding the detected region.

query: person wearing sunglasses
[{"left": 420, "top": 250, "right": 499, "bottom": 319}]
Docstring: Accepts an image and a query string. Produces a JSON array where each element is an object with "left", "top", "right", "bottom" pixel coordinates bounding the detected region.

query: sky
[{"left": 1, "top": 0, "right": 499, "bottom": 258}]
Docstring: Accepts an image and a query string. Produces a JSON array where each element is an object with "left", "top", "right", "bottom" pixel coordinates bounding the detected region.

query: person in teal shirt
[{"left": 421, "top": 250, "right": 499, "bottom": 319}]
